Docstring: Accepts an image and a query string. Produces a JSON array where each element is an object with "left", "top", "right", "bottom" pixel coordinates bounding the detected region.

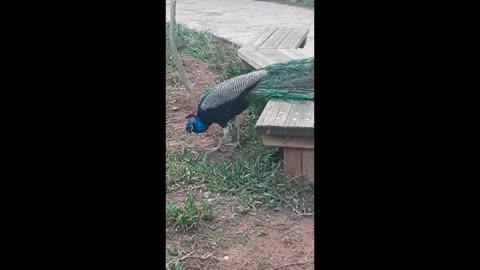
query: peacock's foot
[
  {"left": 226, "top": 141, "right": 241, "bottom": 148},
  {"left": 206, "top": 148, "right": 219, "bottom": 154},
  {"left": 207, "top": 142, "right": 224, "bottom": 153}
]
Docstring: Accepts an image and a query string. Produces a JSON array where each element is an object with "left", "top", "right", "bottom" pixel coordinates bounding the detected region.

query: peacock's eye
[{"left": 190, "top": 125, "right": 194, "bottom": 131}]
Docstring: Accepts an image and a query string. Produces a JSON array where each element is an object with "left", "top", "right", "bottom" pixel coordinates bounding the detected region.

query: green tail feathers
[{"left": 252, "top": 57, "right": 314, "bottom": 101}]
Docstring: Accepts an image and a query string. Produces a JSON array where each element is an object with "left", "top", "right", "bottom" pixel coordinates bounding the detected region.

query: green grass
[
  {"left": 166, "top": 23, "right": 244, "bottom": 86},
  {"left": 166, "top": 195, "right": 214, "bottom": 232},
  {"left": 167, "top": 148, "right": 313, "bottom": 212},
  {"left": 296, "top": 0, "right": 314, "bottom": 9},
  {"left": 174, "top": 262, "right": 184, "bottom": 270}
]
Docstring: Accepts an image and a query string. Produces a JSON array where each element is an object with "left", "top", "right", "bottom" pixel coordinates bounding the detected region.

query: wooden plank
[
  {"left": 297, "top": 102, "right": 314, "bottom": 128},
  {"left": 238, "top": 28, "right": 312, "bottom": 70},
  {"left": 284, "top": 148, "right": 303, "bottom": 178},
  {"left": 255, "top": 100, "right": 281, "bottom": 134},
  {"left": 260, "top": 50, "right": 295, "bottom": 64},
  {"left": 284, "top": 101, "right": 314, "bottom": 137},
  {"left": 256, "top": 100, "right": 293, "bottom": 134},
  {"left": 259, "top": 28, "right": 291, "bottom": 49},
  {"left": 302, "top": 149, "right": 315, "bottom": 184},
  {"left": 284, "top": 100, "right": 308, "bottom": 127},
  {"left": 242, "top": 28, "right": 278, "bottom": 51},
  {"left": 296, "top": 101, "right": 314, "bottom": 128},
  {"left": 255, "top": 100, "right": 292, "bottom": 135},
  {"left": 261, "top": 135, "right": 314, "bottom": 149},
  {"left": 284, "top": 127, "right": 314, "bottom": 137},
  {"left": 277, "top": 28, "right": 309, "bottom": 49},
  {"left": 271, "top": 101, "right": 294, "bottom": 126},
  {"left": 238, "top": 50, "right": 276, "bottom": 70},
  {"left": 255, "top": 99, "right": 278, "bottom": 128},
  {"left": 277, "top": 49, "right": 311, "bottom": 60}
]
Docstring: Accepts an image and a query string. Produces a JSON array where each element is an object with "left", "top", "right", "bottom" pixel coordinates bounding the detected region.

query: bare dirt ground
[
  {"left": 166, "top": 54, "right": 248, "bottom": 160},
  {"left": 166, "top": 189, "right": 314, "bottom": 270},
  {"left": 166, "top": 55, "right": 314, "bottom": 270}
]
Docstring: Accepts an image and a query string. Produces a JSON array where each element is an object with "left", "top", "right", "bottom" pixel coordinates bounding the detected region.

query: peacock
[{"left": 185, "top": 57, "right": 314, "bottom": 152}]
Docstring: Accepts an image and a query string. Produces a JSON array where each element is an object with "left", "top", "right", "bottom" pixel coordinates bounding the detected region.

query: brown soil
[
  {"left": 166, "top": 190, "right": 314, "bottom": 270},
  {"left": 166, "top": 54, "right": 248, "bottom": 160},
  {"left": 166, "top": 55, "right": 314, "bottom": 270}
]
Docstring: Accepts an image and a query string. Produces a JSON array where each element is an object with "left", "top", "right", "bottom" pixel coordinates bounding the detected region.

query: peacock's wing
[
  {"left": 252, "top": 57, "right": 314, "bottom": 100},
  {"left": 200, "top": 70, "right": 267, "bottom": 110}
]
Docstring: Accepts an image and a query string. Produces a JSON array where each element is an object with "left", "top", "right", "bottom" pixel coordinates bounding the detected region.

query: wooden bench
[
  {"left": 238, "top": 27, "right": 311, "bottom": 70},
  {"left": 255, "top": 99, "right": 314, "bottom": 184}
]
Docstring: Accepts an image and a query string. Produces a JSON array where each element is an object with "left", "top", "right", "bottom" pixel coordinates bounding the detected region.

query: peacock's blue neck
[{"left": 193, "top": 118, "right": 209, "bottom": 133}]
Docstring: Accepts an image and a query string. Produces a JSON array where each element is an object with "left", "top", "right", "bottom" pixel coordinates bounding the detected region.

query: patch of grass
[
  {"left": 166, "top": 23, "right": 244, "bottom": 86},
  {"left": 296, "top": 0, "right": 314, "bottom": 9},
  {"left": 166, "top": 195, "right": 214, "bottom": 232},
  {"left": 166, "top": 147, "right": 313, "bottom": 213}
]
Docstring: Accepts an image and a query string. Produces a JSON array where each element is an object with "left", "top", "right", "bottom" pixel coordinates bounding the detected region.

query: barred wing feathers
[{"left": 200, "top": 70, "right": 267, "bottom": 110}]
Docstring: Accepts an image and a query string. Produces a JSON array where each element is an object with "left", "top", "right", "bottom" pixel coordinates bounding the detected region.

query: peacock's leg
[
  {"left": 208, "top": 126, "right": 229, "bottom": 153},
  {"left": 234, "top": 117, "right": 241, "bottom": 147},
  {"left": 226, "top": 118, "right": 241, "bottom": 148}
]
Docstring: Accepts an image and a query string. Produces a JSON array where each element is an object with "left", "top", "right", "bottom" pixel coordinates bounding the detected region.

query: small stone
[
  {"left": 224, "top": 256, "right": 229, "bottom": 260},
  {"left": 204, "top": 191, "right": 211, "bottom": 198},
  {"left": 207, "top": 198, "right": 214, "bottom": 203},
  {"left": 172, "top": 106, "right": 179, "bottom": 111}
]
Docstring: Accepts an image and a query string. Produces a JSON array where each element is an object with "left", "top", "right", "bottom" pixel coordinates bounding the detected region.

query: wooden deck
[
  {"left": 238, "top": 27, "right": 311, "bottom": 70},
  {"left": 256, "top": 99, "right": 314, "bottom": 183},
  {"left": 240, "top": 27, "right": 315, "bottom": 184}
]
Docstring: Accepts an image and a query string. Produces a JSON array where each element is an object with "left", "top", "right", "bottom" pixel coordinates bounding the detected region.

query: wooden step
[{"left": 238, "top": 27, "right": 311, "bottom": 70}]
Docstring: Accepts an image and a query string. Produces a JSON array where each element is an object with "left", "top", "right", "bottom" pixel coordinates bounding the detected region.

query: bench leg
[
  {"left": 302, "top": 149, "right": 314, "bottom": 184},
  {"left": 284, "top": 148, "right": 303, "bottom": 179}
]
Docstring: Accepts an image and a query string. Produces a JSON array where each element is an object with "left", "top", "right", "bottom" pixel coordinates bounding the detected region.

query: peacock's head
[
  {"left": 185, "top": 114, "right": 207, "bottom": 135},
  {"left": 185, "top": 114, "right": 196, "bottom": 134}
]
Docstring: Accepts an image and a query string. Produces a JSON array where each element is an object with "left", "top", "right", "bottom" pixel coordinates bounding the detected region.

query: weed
[
  {"left": 166, "top": 195, "right": 214, "bottom": 231},
  {"left": 174, "top": 262, "right": 184, "bottom": 270},
  {"left": 166, "top": 23, "right": 244, "bottom": 87},
  {"left": 183, "top": 235, "right": 194, "bottom": 246},
  {"left": 200, "top": 202, "right": 213, "bottom": 220},
  {"left": 167, "top": 245, "right": 180, "bottom": 257}
]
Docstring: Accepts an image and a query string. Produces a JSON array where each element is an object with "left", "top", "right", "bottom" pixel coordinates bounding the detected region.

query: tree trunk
[{"left": 169, "top": 0, "right": 197, "bottom": 110}]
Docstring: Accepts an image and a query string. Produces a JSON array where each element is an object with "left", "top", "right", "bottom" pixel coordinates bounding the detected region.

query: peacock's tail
[{"left": 252, "top": 57, "right": 314, "bottom": 100}]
